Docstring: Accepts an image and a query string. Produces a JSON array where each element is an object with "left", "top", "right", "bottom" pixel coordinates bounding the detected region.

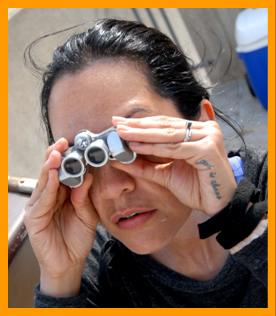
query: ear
[{"left": 198, "top": 99, "right": 216, "bottom": 121}]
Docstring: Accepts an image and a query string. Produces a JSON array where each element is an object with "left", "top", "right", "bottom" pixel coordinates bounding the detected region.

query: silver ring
[
  {"left": 184, "top": 120, "right": 190, "bottom": 128},
  {"left": 184, "top": 121, "right": 192, "bottom": 142}
]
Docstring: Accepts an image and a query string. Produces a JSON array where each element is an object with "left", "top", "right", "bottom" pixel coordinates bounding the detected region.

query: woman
[{"left": 24, "top": 19, "right": 267, "bottom": 307}]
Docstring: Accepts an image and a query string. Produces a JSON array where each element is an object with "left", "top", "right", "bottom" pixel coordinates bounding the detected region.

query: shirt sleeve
[{"left": 34, "top": 278, "right": 95, "bottom": 307}]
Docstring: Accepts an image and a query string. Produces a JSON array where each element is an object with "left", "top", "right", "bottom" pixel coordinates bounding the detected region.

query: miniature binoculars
[{"left": 59, "top": 127, "right": 136, "bottom": 188}]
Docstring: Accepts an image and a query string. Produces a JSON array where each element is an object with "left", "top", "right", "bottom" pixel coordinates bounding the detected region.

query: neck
[{"left": 151, "top": 210, "right": 229, "bottom": 281}]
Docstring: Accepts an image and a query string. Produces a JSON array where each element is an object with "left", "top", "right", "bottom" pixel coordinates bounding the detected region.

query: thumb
[
  {"left": 111, "top": 157, "right": 172, "bottom": 188},
  {"left": 71, "top": 173, "right": 99, "bottom": 225}
]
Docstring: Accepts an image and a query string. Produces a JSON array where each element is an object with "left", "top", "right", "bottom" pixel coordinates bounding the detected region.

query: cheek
[
  {"left": 88, "top": 174, "right": 193, "bottom": 254},
  {"left": 156, "top": 207, "right": 193, "bottom": 238},
  {"left": 88, "top": 174, "right": 116, "bottom": 228},
  {"left": 115, "top": 205, "right": 193, "bottom": 255}
]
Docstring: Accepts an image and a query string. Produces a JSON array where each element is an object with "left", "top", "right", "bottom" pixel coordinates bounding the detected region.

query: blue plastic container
[{"left": 235, "top": 9, "right": 268, "bottom": 110}]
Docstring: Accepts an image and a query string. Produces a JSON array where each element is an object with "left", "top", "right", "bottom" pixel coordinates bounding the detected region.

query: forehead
[{"left": 48, "top": 59, "right": 180, "bottom": 142}]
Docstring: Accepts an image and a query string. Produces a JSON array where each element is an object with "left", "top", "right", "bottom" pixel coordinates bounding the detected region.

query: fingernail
[
  {"left": 54, "top": 137, "right": 68, "bottom": 147},
  {"left": 59, "top": 137, "right": 67, "bottom": 143}
]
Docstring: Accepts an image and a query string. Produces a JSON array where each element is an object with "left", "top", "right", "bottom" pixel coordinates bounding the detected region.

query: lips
[{"left": 111, "top": 208, "right": 157, "bottom": 225}]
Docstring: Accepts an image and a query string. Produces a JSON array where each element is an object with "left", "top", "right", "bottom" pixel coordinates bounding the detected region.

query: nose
[{"left": 92, "top": 162, "right": 136, "bottom": 200}]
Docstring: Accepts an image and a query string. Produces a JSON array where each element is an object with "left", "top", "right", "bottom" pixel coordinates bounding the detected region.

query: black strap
[
  {"left": 198, "top": 178, "right": 266, "bottom": 249},
  {"left": 216, "top": 201, "right": 267, "bottom": 249}
]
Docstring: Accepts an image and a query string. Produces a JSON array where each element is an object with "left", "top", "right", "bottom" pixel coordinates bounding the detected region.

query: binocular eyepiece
[{"left": 59, "top": 127, "right": 136, "bottom": 188}]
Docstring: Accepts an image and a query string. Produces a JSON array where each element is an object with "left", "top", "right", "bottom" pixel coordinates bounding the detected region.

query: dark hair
[{"left": 25, "top": 18, "right": 243, "bottom": 146}]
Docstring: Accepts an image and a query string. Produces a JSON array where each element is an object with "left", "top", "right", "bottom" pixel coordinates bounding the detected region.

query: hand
[
  {"left": 24, "top": 138, "right": 99, "bottom": 281},
  {"left": 112, "top": 115, "right": 237, "bottom": 215}
]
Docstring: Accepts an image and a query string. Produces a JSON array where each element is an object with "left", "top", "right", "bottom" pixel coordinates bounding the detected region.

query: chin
[{"left": 121, "top": 235, "right": 171, "bottom": 255}]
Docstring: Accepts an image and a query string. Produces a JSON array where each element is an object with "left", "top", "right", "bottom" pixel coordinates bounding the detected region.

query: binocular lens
[
  {"left": 63, "top": 158, "right": 83, "bottom": 175},
  {"left": 86, "top": 147, "right": 107, "bottom": 165}
]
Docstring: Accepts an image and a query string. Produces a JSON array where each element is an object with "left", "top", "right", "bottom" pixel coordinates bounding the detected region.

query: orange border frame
[{"left": 2, "top": 2, "right": 275, "bottom": 316}]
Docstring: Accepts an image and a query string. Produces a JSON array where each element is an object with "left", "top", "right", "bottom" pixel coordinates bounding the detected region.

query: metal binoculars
[{"left": 59, "top": 127, "right": 136, "bottom": 188}]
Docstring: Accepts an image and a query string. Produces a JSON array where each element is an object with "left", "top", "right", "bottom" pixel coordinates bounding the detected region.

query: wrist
[{"left": 40, "top": 264, "right": 84, "bottom": 298}]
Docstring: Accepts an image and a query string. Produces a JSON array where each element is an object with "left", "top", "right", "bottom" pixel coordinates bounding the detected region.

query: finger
[
  {"left": 44, "top": 137, "right": 68, "bottom": 161},
  {"left": 28, "top": 150, "right": 62, "bottom": 206},
  {"left": 27, "top": 169, "right": 60, "bottom": 219},
  {"left": 116, "top": 125, "right": 205, "bottom": 143},
  {"left": 128, "top": 140, "right": 207, "bottom": 161},
  {"left": 35, "top": 137, "right": 68, "bottom": 202},
  {"left": 71, "top": 173, "right": 98, "bottom": 226},
  {"left": 128, "top": 136, "right": 227, "bottom": 170},
  {"left": 55, "top": 184, "right": 70, "bottom": 210},
  {"left": 112, "top": 115, "right": 204, "bottom": 129}
]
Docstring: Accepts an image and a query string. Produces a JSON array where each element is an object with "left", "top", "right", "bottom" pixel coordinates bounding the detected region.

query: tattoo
[
  {"left": 195, "top": 159, "right": 214, "bottom": 170},
  {"left": 209, "top": 172, "right": 222, "bottom": 199},
  {"left": 196, "top": 160, "right": 222, "bottom": 199}
]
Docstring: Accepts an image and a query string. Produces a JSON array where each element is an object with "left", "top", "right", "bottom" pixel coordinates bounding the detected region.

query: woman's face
[{"left": 49, "top": 59, "right": 193, "bottom": 254}]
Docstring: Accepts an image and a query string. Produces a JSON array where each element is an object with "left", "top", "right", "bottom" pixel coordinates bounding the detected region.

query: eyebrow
[{"left": 124, "top": 106, "right": 152, "bottom": 118}]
